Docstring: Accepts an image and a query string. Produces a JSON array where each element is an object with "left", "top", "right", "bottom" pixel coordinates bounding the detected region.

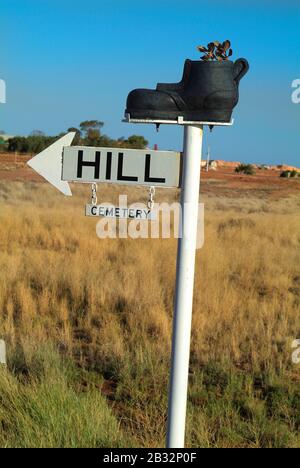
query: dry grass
[{"left": 0, "top": 180, "right": 299, "bottom": 447}]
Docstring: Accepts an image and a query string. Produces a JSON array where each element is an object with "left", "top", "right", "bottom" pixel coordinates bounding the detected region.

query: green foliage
[
  {"left": 0, "top": 345, "right": 129, "bottom": 448},
  {"left": 235, "top": 164, "right": 256, "bottom": 175},
  {"left": 79, "top": 120, "right": 104, "bottom": 147},
  {"left": 8, "top": 136, "right": 57, "bottom": 154},
  {"left": 186, "top": 366, "right": 300, "bottom": 448},
  {"left": 6, "top": 121, "right": 148, "bottom": 154},
  {"left": 280, "top": 171, "right": 290, "bottom": 178},
  {"left": 280, "top": 170, "right": 299, "bottom": 178},
  {"left": 0, "top": 341, "right": 299, "bottom": 448},
  {"left": 122, "top": 135, "right": 148, "bottom": 149},
  {"left": 79, "top": 120, "right": 104, "bottom": 136}
]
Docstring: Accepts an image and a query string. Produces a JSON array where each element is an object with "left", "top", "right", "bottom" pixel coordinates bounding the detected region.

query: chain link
[
  {"left": 91, "top": 183, "right": 98, "bottom": 205},
  {"left": 147, "top": 186, "right": 155, "bottom": 211}
]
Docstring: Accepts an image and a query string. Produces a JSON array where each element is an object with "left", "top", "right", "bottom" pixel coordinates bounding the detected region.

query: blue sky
[{"left": 1, "top": 0, "right": 300, "bottom": 165}]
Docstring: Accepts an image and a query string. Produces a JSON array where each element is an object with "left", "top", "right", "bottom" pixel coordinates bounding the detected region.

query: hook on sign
[
  {"left": 147, "top": 186, "right": 156, "bottom": 211},
  {"left": 91, "top": 183, "right": 98, "bottom": 205}
]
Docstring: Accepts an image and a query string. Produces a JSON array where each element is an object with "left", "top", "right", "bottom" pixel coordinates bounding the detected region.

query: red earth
[{"left": 1, "top": 152, "right": 299, "bottom": 199}]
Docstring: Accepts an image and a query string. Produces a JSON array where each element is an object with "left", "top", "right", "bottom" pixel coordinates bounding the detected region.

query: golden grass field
[{"left": 0, "top": 169, "right": 300, "bottom": 448}]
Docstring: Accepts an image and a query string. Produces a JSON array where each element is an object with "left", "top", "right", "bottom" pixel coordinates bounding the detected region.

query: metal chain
[
  {"left": 91, "top": 183, "right": 98, "bottom": 205},
  {"left": 147, "top": 186, "right": 155, "bottom": 211}
]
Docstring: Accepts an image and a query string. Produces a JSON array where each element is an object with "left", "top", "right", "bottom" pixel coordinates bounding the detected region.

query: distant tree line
[{"left": 2, "top": 120, "right": 148, "bottom": 154}]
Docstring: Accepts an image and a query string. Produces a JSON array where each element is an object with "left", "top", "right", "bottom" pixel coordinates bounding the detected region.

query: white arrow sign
[
  {"left": 28, "top": 134, "right": 182, "bottom": 194},
  {"left": 62, "top": 146, "right": 182, "bottom": 188},
  {"left": 27, "top": 132, "right": 76, "bottom": 196}
]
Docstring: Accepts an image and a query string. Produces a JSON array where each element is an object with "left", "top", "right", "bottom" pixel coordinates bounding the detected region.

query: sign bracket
[{"left": 123, "top": 112, "right": 234, "bottom": 127}]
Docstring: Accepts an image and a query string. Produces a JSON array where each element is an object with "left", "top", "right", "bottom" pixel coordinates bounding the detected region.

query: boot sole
[{"left": 126, "top": 109, "right": 233, "bottom": 123}]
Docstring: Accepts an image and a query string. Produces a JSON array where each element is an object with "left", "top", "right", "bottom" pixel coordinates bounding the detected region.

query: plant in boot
[
  {"left": 197, "top": 42, "right": 217, "bottom": 61},
  {"left": 197, "top": 40, "right": 233, "bottom": 61}
]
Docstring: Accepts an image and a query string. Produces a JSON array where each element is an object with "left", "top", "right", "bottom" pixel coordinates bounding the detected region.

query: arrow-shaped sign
[
  {"left": 27, "top": 132, "right": 76, "bottom": 196},
  {"left": 28, "top": 133, "right": 182, "bottom": 194}
]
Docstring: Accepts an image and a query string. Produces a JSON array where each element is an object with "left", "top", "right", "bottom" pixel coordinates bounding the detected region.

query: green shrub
[
  {"left": 280, "top": 171, "right": 290, "bottom": 178},
  {"left": 235, "top": 164, "right": 256, "bottom": 175},
  {"left": 280, "top": 170, "right": 299, "bottom": 178}
]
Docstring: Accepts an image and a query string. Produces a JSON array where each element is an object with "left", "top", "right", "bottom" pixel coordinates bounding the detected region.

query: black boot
[
  {"left": 156, "top": 60, "right": 192, "bottom": 92},
  {"left": 125, "top": 58, "right": 249, "bottom": 123}
]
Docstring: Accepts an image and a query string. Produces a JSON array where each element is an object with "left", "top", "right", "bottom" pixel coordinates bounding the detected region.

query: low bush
[
  {"left": 280, "top": 170, "right": 299, "bottom": 178},
  {"left": 235, "top": 164, "right": 256, "bottom": 175}
]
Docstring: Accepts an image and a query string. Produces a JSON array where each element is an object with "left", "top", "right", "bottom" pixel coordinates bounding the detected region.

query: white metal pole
[{"left": 167, "top": 124, "right": 203, "bottom": 448}]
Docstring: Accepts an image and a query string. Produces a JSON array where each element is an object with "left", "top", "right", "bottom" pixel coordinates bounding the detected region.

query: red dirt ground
[{"left": 1, "top": 152, "right": 300, "bottom": 199}]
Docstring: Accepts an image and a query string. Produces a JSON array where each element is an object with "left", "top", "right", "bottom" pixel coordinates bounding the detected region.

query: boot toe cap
[{"left": 126, "top": 88, "right": 178, "bottom": 111}]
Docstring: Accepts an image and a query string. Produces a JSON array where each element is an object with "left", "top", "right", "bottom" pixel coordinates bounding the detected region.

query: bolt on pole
[{"left": 167, "top": 125, "right": 203, "bottom": 448}]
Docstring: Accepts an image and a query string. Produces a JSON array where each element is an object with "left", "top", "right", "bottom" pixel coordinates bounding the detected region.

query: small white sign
[
  {"left": 62, "top": 146, "right": 182, "bottom": 188},
  {"left": 86, "top": 204, "right": 156, "bottom": 220}
]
